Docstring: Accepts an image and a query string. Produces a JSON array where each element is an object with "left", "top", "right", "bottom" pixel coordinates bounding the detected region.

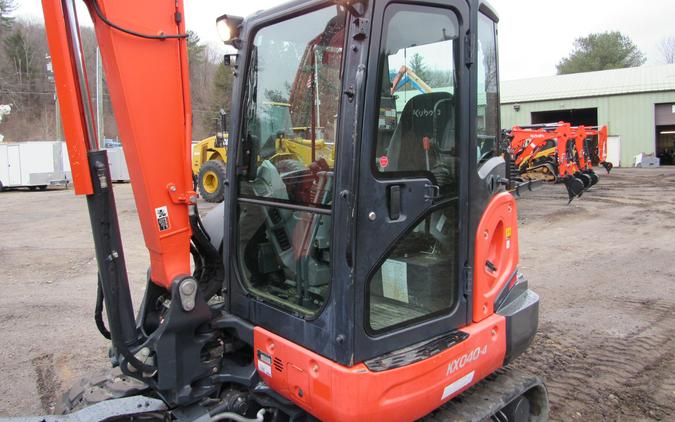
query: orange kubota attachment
[
  {"left": 578, "top": 125, "right": 612, "bottom": 173},
  {"left": 42, "top": 0, "right": 195, "bottom": 289},
  {"left": 503, "top": 123, "right": 586, "bottom": 201},
  {"left": 506, "top": 122, "right": 579, "bottom": 178}
]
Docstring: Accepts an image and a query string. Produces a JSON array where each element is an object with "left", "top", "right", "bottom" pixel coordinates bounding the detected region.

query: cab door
[{"left": 353, "top": 0, "right": 471, "bottom": 362}]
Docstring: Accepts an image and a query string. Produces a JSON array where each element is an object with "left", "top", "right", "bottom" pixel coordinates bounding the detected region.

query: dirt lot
[{"left": 1, "top": 167, "right": 674, "bottom": 420}]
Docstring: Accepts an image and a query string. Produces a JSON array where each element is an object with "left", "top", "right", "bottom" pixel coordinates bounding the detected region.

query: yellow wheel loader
[{"left": 192, "top": 104, "right": 335, "bottom": 202}]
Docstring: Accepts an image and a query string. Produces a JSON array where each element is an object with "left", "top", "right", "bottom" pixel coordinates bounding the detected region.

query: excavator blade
[
  {"left": 564, "top": 176, "right": 585, "bottom": 203},
  {"left": 602, "top": 161, "right": 613, "bottom": 173}
]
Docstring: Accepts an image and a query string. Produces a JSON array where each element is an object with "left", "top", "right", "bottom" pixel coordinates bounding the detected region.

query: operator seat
[{"left": 385, "top": 91, "right": 454, "bottom": 176}]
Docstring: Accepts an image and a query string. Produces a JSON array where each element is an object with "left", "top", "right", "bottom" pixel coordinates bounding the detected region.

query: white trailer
[{"left": 0, "top": 141, "right": 71, "bottom": 191}]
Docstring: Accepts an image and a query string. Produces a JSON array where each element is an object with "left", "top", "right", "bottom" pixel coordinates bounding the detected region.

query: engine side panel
[{"left": 253, "top": 315, "right": 506, "bottom": 422}]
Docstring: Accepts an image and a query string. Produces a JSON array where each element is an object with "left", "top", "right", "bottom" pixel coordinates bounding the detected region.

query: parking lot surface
[{"left": 0, "top": 168, "right": 674, "bottom": 420}]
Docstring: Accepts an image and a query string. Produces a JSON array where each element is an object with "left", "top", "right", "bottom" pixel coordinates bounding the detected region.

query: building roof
[{"left": 501, "top": 64, "right": 675, "bottom": 104}]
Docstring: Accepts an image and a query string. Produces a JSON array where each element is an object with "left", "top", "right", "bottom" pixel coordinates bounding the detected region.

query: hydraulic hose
[{"left": 211, "top": 409, "right": 266, "bottom": 422}]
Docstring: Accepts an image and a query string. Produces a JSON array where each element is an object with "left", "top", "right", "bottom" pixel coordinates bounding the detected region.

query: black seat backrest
[{"left": 386, "top": 92, "right": 454, "bottom": 172}]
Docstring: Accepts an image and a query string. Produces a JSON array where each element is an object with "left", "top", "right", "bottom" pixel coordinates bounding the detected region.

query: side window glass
[
  {"left": 374, "top": 8, "right": 459, "bottom": 197},
  {"left": 368, "top": 207, "right": 459, "bottom": 332},
  {"left": 367, "top": 6, "right": 460, "bottom": 333},
  {"left": 237, "top": 7, "right": 346, "bottom": 317},
  {"left": 477, "top": 13, "right": 499, "bottom": 164}
]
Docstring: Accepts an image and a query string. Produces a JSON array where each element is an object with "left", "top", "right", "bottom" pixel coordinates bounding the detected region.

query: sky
[{"left": 15, "top": 0, "right": 675, "bottom": 81}]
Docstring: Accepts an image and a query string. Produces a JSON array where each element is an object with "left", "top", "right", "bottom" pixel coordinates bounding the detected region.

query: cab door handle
[{"left": 388, "top": 185, "right": 401, "bottom": 220}]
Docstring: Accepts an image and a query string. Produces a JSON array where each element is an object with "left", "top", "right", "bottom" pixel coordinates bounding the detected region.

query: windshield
[{"left": 236, "top": 6, "right": 346, "bottom": 317}]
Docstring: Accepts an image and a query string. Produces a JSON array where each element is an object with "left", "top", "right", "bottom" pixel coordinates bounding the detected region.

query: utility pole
[
  {"left": 96, "top": 47, "right": 104, "bottom": 147},
  {"left": 46, "top": 54, "right": 62, "bottom": 141}
]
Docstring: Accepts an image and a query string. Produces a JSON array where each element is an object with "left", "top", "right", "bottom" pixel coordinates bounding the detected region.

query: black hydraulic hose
[
  {"left": 86, "top": 151, "right": 155, "bottom": 374},
  {"left": 89, "top": 0, "right": 188, "bottom": 40},
  {"left": 95, "top": 274, "right": 112, "bottom": 340}
]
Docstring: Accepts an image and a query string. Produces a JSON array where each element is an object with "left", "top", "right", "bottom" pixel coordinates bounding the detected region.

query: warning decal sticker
[
  {"left": 257, "top": 350, "right": 272, "bottom": 377},
  {"left": 155, "top": 206, "right": 170, "bottom": 231}
]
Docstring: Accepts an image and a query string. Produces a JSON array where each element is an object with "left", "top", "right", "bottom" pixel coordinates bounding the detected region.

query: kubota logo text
[
  {"left": 412, "top": 108, "right": 441, "bottom": 118},
  {"left": 447, "top": 345, "right": 488, "bottom": 375}
]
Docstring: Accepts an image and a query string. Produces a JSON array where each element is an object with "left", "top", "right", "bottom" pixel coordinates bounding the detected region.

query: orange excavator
[
  {"left": 34, "top": 0, "right": 548, "bottom": 420},
  {"left": 503, "top": 122, "right": 612, "bottom": 202},
  {"left": 572, "top": 125, "right": 613, "bottom": 174},
  {"left": 502, "top": 123, "right": 587, "bottom": 201}
]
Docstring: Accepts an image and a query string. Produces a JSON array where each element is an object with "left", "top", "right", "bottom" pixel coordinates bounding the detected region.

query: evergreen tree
[
  {"left": 557, "top": 31, "right": 646, "bottom": 75},
  {"left": 0, "top": 0, "right": 16, "bottom": 34},
  {"left": 206, "top": 62, "right": 233, "bottom": 133},
  {"left": 408, "top": 52, "right": 429, "bottom": 81}
]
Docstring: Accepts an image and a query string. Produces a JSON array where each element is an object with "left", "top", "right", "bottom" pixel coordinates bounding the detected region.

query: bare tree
[{"left": 657, "top": 36, "right": 675, "bottom": 64}]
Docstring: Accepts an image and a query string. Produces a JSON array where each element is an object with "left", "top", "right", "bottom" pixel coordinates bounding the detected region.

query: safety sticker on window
[
  {"left": 382, "top": 259, "right": 409, "bottom": 303},
  {"left": 155, "top": 206, "right": 170, "bottom": 231}
]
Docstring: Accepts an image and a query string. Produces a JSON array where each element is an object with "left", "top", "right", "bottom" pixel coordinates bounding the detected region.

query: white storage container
[{"left": 0, "top": 141, "right": 71, "bottom": 190}]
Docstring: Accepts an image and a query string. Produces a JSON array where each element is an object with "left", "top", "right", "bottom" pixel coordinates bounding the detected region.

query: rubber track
[
  {"left": 422, "top": 367, "right": 548, "bottom": 422},
  {"left": 56, "top": 367, "right": 149, "bottom": 414}
]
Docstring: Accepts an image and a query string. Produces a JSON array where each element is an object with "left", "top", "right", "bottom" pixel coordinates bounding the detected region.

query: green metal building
[{"left": 500, "top": 64, "right": 675, "bottom": 166}]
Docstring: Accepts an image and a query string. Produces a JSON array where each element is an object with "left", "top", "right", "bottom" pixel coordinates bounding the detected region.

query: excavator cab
[
  {"left": 214, "top": 1, "right": 545, "bottom": 419},
  {"left": 40, "top": 0, "right": 547, "bottom": 420}
]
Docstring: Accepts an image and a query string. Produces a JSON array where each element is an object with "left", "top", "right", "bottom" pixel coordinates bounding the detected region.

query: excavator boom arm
[{"left": 42, "top": 0, "right": 195, "bottom": 288}]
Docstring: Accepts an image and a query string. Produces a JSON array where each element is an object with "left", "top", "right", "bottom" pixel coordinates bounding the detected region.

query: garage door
[{"left": 655, "top": 104, "right": 675, "bottom": 125}]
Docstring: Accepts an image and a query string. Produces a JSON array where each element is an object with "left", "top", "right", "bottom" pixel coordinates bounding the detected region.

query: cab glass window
[
  {"left": 237, "top": 6, "right": 345, "bottom": 317},
  {"left": 477, "top": 13, "right": 499, "bottom": 163},
  {"left": 367, "top": 6, "right": 460, "bottom": 333},
  {"left": 374, "top": 6, "right": 458, "bottom": 193}
]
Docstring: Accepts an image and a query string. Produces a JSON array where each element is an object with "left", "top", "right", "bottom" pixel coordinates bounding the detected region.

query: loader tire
[
  {"left": 56, "top": 367, "right": 149, "bottom": 415},
  {"left": 198, "top": 159, "right": 227, "bottom": 203}
]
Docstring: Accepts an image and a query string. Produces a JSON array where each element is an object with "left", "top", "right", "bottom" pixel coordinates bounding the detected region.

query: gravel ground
[{"left": 0, "top": 167, "right": 674, "bottom": 419}]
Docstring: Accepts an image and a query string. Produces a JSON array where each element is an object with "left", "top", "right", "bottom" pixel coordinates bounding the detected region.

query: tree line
[
  {"left": 0, "top": 0, "right": 232, "bottom": 143},
  {"left": 0, "top": 0, "right": 672, "bottom": 142}
]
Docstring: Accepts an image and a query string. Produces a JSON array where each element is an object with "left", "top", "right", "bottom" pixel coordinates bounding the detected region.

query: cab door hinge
[
  {"left": 464, "top": 32, "right": 474, "bottom": 66},
  {"left": 352, "top": 17, "right": 369, "bottom": 40},
  {"left": 463, "top": 265, "right": 473, "bottom": 298}
]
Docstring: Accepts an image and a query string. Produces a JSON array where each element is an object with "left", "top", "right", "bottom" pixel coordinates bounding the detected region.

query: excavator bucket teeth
[
  {"left": 602, "top": 162, "right": 613, "bottom": 173},
  {"left": 564, "top": 177, "right": 585, "bottom": 203}
]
